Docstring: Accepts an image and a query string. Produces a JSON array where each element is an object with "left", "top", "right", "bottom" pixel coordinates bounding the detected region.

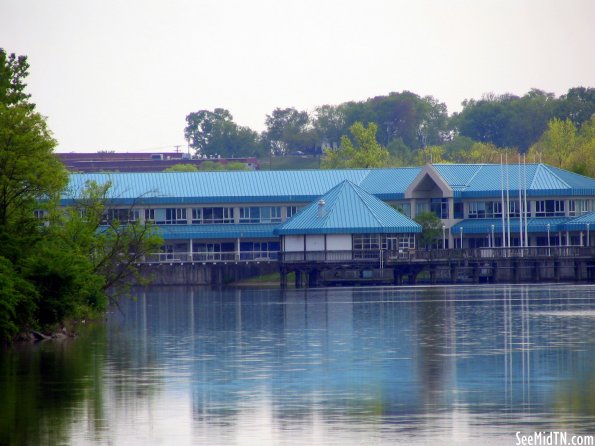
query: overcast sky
[{"left": 2, "top": 0, "right": 594, "bottom": 153}]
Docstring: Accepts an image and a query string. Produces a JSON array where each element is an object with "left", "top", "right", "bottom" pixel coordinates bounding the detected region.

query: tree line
[
  {"left": 0, "top": 49, "right": 161, "bottom": 344},
  {"left": 184, "top": 88, "right": 594, "bottom": 173}
]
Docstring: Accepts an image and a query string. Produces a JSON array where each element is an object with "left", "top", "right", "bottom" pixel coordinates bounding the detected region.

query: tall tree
[
  {"left": 184, "top": 108, "right": 262, "bottom": 157},
  {"left": 567, "top": 117, "right": 595, "bottom": 177},
  {"left": 0, "top": 104, "right": 67, "bottom": 228},
  {"left": 321, "top": 122, "right": 389, "bottom": 169},
  {"left": 262, "top": 107, "right": 315, "bottom": 155},
  {"left": 312, "top": 104, "right": 345, "bottom": 149},
  {"left": 414, "top": 211, "right": 442, "bottom": 249},
  {"left": 555, "top": 87, "right": 595, "bottom": 128},
  {"left": 528, "top": 118, "right": 577, "bottom": 168},
  {"left": 0, "top": 48, "right": 32, "bottom": 108},
  {"left": 59, "top": 180, "right": 162, "bottom": 301}
]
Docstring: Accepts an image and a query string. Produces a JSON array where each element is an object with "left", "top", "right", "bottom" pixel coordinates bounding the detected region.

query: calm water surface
[{"left": 1, "top": 284, "right": 594, "bottom": 445}]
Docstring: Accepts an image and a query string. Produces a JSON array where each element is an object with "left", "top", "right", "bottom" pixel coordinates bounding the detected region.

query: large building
[
  {"left": 57, "top": 151, "right": 259, "bottom": 172},
  {"left": 63, "top": 163, "right": 595, "bottom": 264}
]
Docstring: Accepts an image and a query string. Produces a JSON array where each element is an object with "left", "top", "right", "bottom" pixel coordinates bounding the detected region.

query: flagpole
[
  {"left": 500, "top": 154, "right": 506, "bottom": 248},
  {"left": 506, "top": 152, "right": 511, "bottom": 248},
  {"left": 518, "top": 155, "right": 524, "bottom": 248},
  {"left": 524, "top": 154, "right": 529, "bottom": 247}
]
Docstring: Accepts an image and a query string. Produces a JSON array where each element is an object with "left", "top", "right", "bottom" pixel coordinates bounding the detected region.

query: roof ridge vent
[{"left": 318, "top": 199, "right": 326, "bottom": 217}]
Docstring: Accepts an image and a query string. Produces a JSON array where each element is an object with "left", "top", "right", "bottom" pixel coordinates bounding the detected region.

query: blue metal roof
[
  {"left": 275, "top": 180, "right": 421, "bottom": 235},
  {"left": 432, "top": 163, "right": 595, "bottom": 198},
  {"left": 64, "top": 170, "right": 374, "bottom": 205},
  {"left": 451, "top": 217, "right": 571, "bottom": 235},
  {"left": 358, "top": 167, "right": 421, "bottom": 199},
  {"left": 157, "top": 224, "right": 278, "bottom": 240},
  {"left": 558, "top": 212, "right": 595, "bottom": 231},
  {"left": 63, "top": 163, "right": 595, "bottom": 207}
]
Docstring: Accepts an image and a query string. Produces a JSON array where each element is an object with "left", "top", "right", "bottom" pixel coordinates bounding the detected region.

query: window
[
  {"left": 570, "top": 200, "right": 592, "bottom": 216},
  {"left": 287, "top": 206, "right": 300, "bottom": 219},
  {"left": 102, "top": 208, "right": 140, "bottom": 224},
  {"left": 192, "top": 242, "right": 235, "bottom": 261},
  {"left": 535, "top": 200, "right": 565, "bottom": 217},
  {"left": 164, "top": 208, "right": 187, "bottom": 224},
  {"left": 239, "top": 241, "right": 280, "bottom": 260},
  {"left": 431, "top": 198, "right": 449, "bottom": 219},
  {"left": 397, "top": 203, "right": 411, "bottom": 217},
  {"left": 416, "top": 200, "right": 429, "bottom": 216},
  {"left": 353, "top": 234, "right": 415, "bottom": 255},
  {"left": 239, "top": 207, "right": 281, "bottom": 223},
  {"left": 398, "top": 235, "right": 415, "bottom": 250},
  {"left": 453, "top": 200, "right": 464, "bottom": 219},
  {"left": 145, "top": 208, "right": 155, "bottom": 222},
  {"left": 192, "top": 207, "right": 234, "bottom": 224},
  {"left": 353, "top": 234, "right": 381, "bottom": 250},
  {"left": 468, "top": 202, "right": 486, "bottom": 219},
  {"left": 468, "top": 201, "right": 502, "bottom": 219},
  {"left": 239, "top": 207, "right": 259, "bottom": 223}
]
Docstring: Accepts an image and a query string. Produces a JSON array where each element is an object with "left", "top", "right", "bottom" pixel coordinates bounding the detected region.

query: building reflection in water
[{"left": 7, "top": 284, "right": 591, "bottom": 445}]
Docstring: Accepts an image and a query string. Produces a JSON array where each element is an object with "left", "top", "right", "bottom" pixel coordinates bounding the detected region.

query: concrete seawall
[{"left": 140, "top": 262, "right": 278, "bottom": 286}]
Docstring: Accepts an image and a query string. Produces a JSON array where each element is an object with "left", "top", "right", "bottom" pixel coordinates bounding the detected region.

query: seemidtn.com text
[{"left": 516, "top": 432, "right": 594, "bottom": 446}]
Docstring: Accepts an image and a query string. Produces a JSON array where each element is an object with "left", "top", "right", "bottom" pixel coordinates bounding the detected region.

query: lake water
[{"left": 1, "top": 284, "right": 594, "bottom": 445}]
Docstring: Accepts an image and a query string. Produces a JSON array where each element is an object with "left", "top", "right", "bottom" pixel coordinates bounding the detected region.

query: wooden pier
[{"left": 279, "top": 247, "right": 595, "bottom": 287}]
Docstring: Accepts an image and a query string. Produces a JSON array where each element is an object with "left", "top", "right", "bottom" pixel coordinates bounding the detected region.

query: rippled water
[{"left": 1, "top": 284, "right": 594, "bottom": 445}]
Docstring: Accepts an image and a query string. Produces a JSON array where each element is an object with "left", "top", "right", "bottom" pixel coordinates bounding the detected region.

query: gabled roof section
[
  {"left": 559, "top": 211, "right": 595, "bottom": 231},
  {"left": 433, "top": 163, "right": 595, "bottom": 198},
  {"left": 62, "top": 164, "right": 595, "bottom": 206},
  {"left": 405, "top": 164, "right": 453, "bottom": 199},
  {"left": 451, "top": 217, "right": 570, "bottom": 234},
  {"left": 275, "top": 180, "right": 421, "bottom": 235},
  {"left": 64, "top": 169, "right": 414, "bottom": 205},
  {"left": 359, "top": 167, "right": 421, "bottom": 200},
  {"left": 432, "top": 164, "right": 483, "bottom": 191}
]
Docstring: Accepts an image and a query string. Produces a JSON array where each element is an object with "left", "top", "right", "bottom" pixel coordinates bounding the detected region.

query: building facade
[{"left": 62, "top": 164, "right": 595, "bottom": 265}]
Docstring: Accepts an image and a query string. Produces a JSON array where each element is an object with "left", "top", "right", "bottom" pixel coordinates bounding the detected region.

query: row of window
[
  {"left": 466, "top": 199, "right": 586, "bottom": 218},
  {"left": 142, "top": 206, "right": 297, "bottom": 225},
  {"left": 402, "top": 199, "right": 595, "bottom": 221},
  {"left": 467, "top": 200, "right": 529, "bottom": 219},
  {"left": 39, "top": 198, "right": 595, "bottom": 225},
  {"left": 353, "top": 234, "right": 415, "bottom": 251}
]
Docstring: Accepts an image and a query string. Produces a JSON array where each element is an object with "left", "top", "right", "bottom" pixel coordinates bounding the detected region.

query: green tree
[
  {"left": 199, "top": 160, "right": 224, "bottom": 171},
  {"left": 0, "top": 50, "right": 164, "bottom": 342},
  {"left": 312, "top": 104, "right": 345, "bottom": 149},
  {"left": 262, "top": 107, "right": 316, "bottom": 155},
  {"left": 224, "top": 161, "right": 249, "bottom": 171},
  {"left": 340, "top": 91, "right": 449, "bottom": 149},
  {"left": 455, "top": 142, "right": 502, "bottom": 164},
  {"left": 555, "top": 87, "right": 595, "bottom": 128},
  {"left": 59, "top": 180, "right": 163, "bottom": 301},
  {"left": 321, "top": 122, "right": 389, "bottom": 168},
  {"left": 0, "top": 48, "right": 32, "bottom": 108},
  {"left": 184, "top": 108, "right": 263, "bottom": 158},
  {"left": 164, "top": 163, "right": 199, "bottom": 172},
  {"left": 414, "top": 211, "right": 442, "bottom": 249},
  {"left": 528, "top": 118, "right": 577, "bottom": 168},
  {"left": 387, "top": 137, "right": 414, "bottom": 166},
  {"left": 565, "top": 116, "right": 595, "bottom": 177},
  {"left": 0, "top": 256, "right": 36, "bottom": 342},
  {"left": 0, "top": 104, "right": 67, "bottom": 227},
  {"left": 414, "top": 145, "right": 445, "bottom": 165}
]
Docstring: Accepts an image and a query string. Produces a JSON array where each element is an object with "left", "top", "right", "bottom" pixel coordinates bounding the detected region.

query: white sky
[{"left": 2, "top": 0, "right": 594, "bottom": 153}]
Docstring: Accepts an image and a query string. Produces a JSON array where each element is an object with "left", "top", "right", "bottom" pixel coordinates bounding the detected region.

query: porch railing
[
  {"left": 139, "top": 246, "right": 595, "bottom": 265},
  {"left": 143, "top": 250, "right": 278, "bottom": 263}
]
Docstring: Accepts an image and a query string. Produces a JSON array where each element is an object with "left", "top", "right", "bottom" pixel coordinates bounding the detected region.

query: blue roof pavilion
[{"left": 275, "top": 180, "right": 421, "bottom": 235}]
